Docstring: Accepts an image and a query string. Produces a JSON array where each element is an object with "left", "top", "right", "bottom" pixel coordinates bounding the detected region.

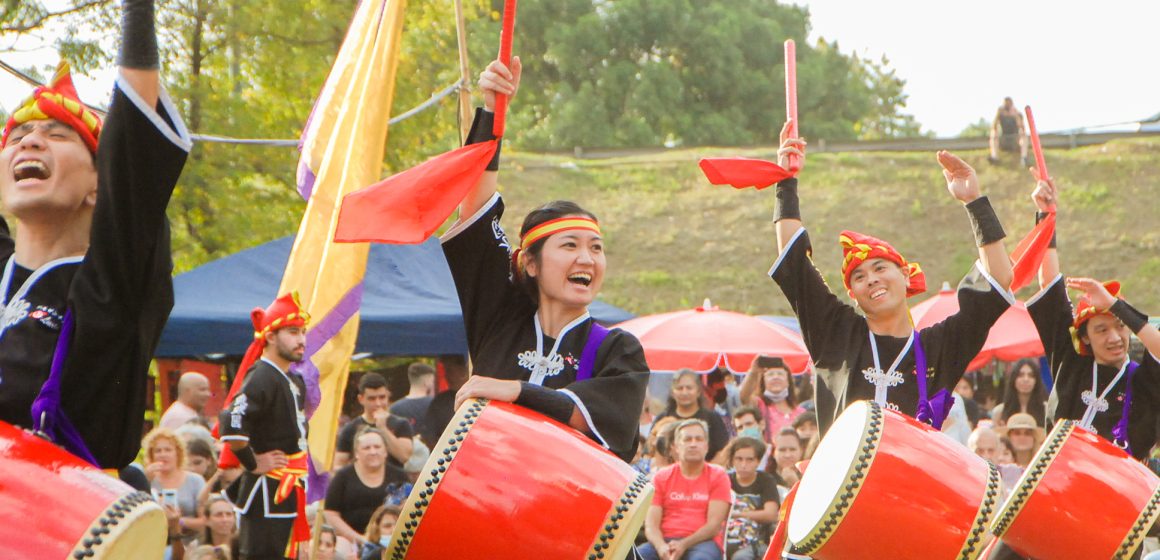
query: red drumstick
[
  {"left": 1025, "top": 105, "right": 1049, "bottom": 181},
  {"left": 784, "top": 39, "right": 800, "bottom": 171},
  {"left": 492, "top": 0, "right": 517, "bottom": 137}
]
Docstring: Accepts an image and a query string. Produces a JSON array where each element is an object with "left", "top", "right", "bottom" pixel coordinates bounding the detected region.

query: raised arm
[
  {"left": 774, "top": 120, "right": 806, "bottom": 253},
  {"left": 937, "top": 151, "right": 1013, "bottom": 290},
  {"left": 1067, "top": 277, "right": 1160, "bottom": 358},
  {"left": 1030, "top": 175, "right": 1060, "bottom": 289},
  {"left": 456, "top": 57, "right": 522, "bottom": 220},
  {"left": 117, "top": 0, "right": 160, "bottom": 107}
]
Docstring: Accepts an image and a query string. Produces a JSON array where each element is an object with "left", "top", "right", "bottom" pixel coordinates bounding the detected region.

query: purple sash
[
  {"left": 912, "top": 331, "right": 954, "bottom": 429},
  {"left": 29, "top": 310, "right": 99, "bottom": 465},
  {"left": 1111, "top": 361, "right": 1140, "bottom": 453},
  {"left": 576, "top": 322, "right": 610, "bottom": 382}
]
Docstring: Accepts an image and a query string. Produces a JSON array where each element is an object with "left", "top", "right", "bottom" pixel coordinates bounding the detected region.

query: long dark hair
[
  {"left": 516, "top": 200, "right": 599, "bottom": 303},
  {"left": 664, "top": 369, "right": 709, "bottom": 415},
  {"left": 1001, "top": 358, "right": 1046, "bottom": 425}
]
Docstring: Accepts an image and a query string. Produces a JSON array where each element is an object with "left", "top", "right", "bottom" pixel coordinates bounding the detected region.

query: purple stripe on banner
[
  {"left": 296, "top": 158, "right": 317, "bottom": 201},
  {"left": 291, "top": 282, "right": 365, "bottom": 418},
  {"left": 306, "top": 453, "right": 331, "bottom": 503}
]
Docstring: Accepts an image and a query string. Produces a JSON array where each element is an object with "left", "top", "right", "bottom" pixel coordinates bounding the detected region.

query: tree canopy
[{"left": 3, "top": 0, "right": 924, "bottom": 271}]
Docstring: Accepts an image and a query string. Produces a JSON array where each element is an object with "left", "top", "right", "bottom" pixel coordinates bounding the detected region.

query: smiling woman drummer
[{"left": 440, "top": 55, "right": 649, "bottom": 464}]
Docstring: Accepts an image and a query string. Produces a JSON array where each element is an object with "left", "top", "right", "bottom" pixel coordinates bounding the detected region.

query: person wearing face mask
[
  {"left": 442, "top": 56, "right": 649, "bottom": 464},
  {"left": 739, "top": 356, "right": 806, "bottom": 441},
  {"left": 732, "top": 406, "right": 770, "bottom": 469},
  {"left": 768, "top": 123, "right": 1014, "bottom": 436},
  {"left": 359, "top": 505, "right": 399, "bottom": 560},
  {"left": 1024, "top": 177, "right": 1160, "bottom": 459}
]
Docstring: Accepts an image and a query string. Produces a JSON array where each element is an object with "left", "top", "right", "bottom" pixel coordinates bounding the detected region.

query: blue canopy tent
[{"left": 156, "top": 236, "right": 634, "bottom": 357}]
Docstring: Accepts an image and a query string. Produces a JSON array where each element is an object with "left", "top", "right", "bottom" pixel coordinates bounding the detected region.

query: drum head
[{"left": 788, "top": 400, "right": 873, "bottom": 544}]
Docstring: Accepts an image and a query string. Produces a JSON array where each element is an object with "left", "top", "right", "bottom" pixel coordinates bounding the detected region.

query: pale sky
[
  {"left": 3, "top": 1, "right": 1159, "bottom": 138},
  {"left": 787, "top": 0, "right": 1160, "bottom": 136}
]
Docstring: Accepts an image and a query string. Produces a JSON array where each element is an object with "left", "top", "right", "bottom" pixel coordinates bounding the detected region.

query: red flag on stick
[
  {"left": 334, "top": 0, "right": 518, "bottom": 244},
  {"left": 699, "top": 39, "right": 799, "bottom": 189},
  {"left": 1007, "top": 105, "right": 1056, "bottom": 292}
]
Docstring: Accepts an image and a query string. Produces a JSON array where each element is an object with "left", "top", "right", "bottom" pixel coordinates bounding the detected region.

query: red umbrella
[
  {"left": 911, "top": 282, "right": 1044, "bottom": 371},
  {"left": 614, "top": 299, "right": 811, "bottom": 374},
  {"left": 334, "top": 0, "right": 517, "bottom": 244}
]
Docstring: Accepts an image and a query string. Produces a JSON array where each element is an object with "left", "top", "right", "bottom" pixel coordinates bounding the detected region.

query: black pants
[{"left": 238, "top": 513, "right": 294, "bottom": 559}]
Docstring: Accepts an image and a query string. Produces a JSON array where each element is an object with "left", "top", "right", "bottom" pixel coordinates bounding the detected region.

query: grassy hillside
[{"left": 493, "top": 138, "right": 1160, "bottom": 315}]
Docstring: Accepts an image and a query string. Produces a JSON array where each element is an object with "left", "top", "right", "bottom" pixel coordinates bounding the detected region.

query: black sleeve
[
  {"left": 0, "top": 216, "right": 13, "bottom": 263},
  {"left": 758, "top": 474, "right": 780, "bottom": 509},
  {"left": 558, "top": 329, "right": 650, "bottom": 463},
  {"left": 219, "top": 367, "right": 271, "bottom": 444},
  {"left": 706, "top": 409, "right": 729, "bottom": 461},
  {"left": 440, "top": 195, "right": 534, "bottom": 358},
  {"left": 388, "top": 415, "right": 414, "bottom": 439},
  {"left": 921, "top": 263, "right": 1013, "bottom": 392},
  {"left": 324, "top": 467, "right": 351, "bottom": 512},
  {"left": 60, "top": 80, "right": 190, "bottom": 468},
  {"left": 769, "top": 229, "right": 863, "bottom": 379},
  {"left": 421, "top": 392, "right": 454, "bottom": 447},
  {"left": 1027, "top": 276, "right": 1079, "bottom": 384},
  {"left": 1027, "top": 276, "right": 1085, "bottom": 424},
  {"left": 335, "top": 421, "right": 358, "bottom": 455}
]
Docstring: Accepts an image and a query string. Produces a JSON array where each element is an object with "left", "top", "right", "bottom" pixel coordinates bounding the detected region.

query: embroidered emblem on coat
[
  {"left": 0, "top": 298, "right": 31, "bottom": 335},
  {"left": 230, "top": 395, "right": 248, "bottom": 429},
  {"left": 518, "top": 350, "right": 565, "bottom": 380}
]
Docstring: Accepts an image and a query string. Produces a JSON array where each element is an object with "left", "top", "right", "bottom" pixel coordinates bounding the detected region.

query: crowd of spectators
[
  {"left": 629, "top": 354, "right": 1078, "bottom": 560},
  {"left": 153, "top": 350, "right": 1143, "bottom": 559}
]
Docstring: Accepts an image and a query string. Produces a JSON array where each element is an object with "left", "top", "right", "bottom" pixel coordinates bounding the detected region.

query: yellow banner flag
[{"left": 281, "top": 0, "right": 408, "bottom": 482}]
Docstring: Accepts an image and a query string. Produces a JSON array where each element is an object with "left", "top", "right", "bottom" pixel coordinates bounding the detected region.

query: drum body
[
  {"left": 990, "top": 421, "right": 1160, "bottom": 559},
  {"left": 386, "top": 398, "right": 653, "bottom": 560},
  {"left": 0, "top": 421, "right": 166, "bottom": 559},
  {"left": 787, "top": 400, "right": 999, "bottom": 560}
]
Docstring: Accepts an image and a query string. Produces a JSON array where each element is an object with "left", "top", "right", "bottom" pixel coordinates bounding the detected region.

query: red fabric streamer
[
  {"left": 334, "top": 0, "right": 518, "bottom": 244},
  {"left": 334, "top": 141, "right": 498, "bottom": 243},
  {"left": 698, "top": 40, "right": 800, "bottom": 191},
  {"left": 698, "top": 157, "right": 796, "bottom": 190},
  {"left": 1008, "top": 211, "right": 1056, "bottom": 293}
]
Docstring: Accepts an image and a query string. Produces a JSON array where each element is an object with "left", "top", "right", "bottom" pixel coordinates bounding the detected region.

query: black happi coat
[
  {"left": 770, "top": 228, "right": 1012, "bottom": 435},
  {"left": 0, "top": 78, "right": 189, "bottom": 467},
  {"left": 219, "top": 358, "right": 310, "bottom": 517},
  {"left": 1028, "top": 276, "right": 1160, "bottom": 460},
  {"left": 441, "top": 194, "right": 649, "bottom": 462}
]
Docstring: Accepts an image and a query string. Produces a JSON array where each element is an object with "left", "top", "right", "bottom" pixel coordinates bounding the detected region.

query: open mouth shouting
[
  {"left": 13, "top": 158, "right": 51, "bottom": 183},
  {"left": 568, "top": 272, "right": 593, "bottom": 287}
]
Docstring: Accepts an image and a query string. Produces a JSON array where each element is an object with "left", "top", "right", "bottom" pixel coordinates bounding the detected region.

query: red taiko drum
[
  {"left": 386, "top": 398, "right": 653, "bottom": 559},
  {"left": 990, "top": 420, "right": 1160, "bottom": 559},
  {"left": 0, "top": 420, "right": 167, "bottom": 558},
  {"left": 787, "top": 400, "right": 1000, "bottom": 560}
]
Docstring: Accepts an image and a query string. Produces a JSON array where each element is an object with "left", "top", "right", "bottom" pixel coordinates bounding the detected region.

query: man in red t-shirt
[{"left": 640, "top": 418, "right": 731, "bottom": 560}]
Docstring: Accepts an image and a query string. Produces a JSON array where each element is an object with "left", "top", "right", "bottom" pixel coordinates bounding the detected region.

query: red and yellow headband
[
  {"left": 1069, "top": 280, "right": 1121, "bottom": 356},
  {"left": 519, "top": 216, "right": 602, "bottom": 252},
  {"left": 839, "top": 230, "right": 926, "bottom": 297},
  {"left": 511, "top": 216, "right": 602, "bottom": 279},
  {"left": 2, "top": 62, "right": 102, "bottom": 153}
]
